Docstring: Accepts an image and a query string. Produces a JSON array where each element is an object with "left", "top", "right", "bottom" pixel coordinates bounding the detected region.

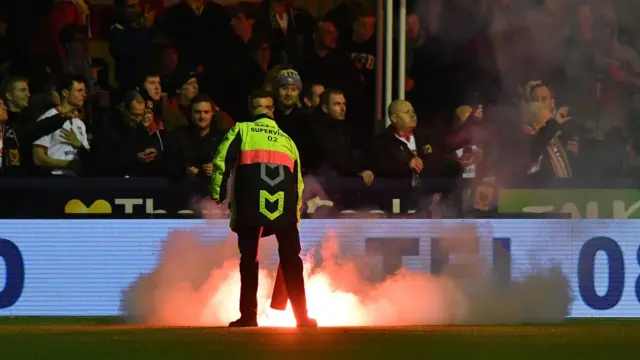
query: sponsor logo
[
  {"left": 64, "top": 200, "right": 113, "bottom": 214},
  {"left": 64, "top": 198, "right": 194, "bottom": 215},
  {"left": 498, "top": 190, "right": 640, "bottom": 219}
]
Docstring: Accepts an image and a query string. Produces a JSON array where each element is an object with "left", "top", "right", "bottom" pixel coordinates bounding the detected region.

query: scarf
[
  {"left": 523, "top": 124, "right": 572, "bottom": 178},
  {"left": 546, "top": 132, "right": 572, "bottom": 178}
]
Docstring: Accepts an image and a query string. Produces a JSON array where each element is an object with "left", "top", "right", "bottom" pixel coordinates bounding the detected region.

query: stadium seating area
[{"left": 2, "top": 0, "right": 640, "bottom": 218}]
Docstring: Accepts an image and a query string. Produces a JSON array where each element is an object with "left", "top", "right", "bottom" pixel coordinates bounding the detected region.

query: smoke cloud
[{"left": 121, "top": 212, "right": 572, "bottom": 326}]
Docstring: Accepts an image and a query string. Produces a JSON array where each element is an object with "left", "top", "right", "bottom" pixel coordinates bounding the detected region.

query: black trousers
[{"left": 236, "top": 225, "right": 309, "bottom": 320}]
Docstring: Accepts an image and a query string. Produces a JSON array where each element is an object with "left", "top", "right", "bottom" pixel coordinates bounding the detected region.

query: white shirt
[
  {"left": 395, "top": 133, "right": 416, "bottom": 152},
  {"left": 33, "top": 108, "right": 90, "bottom": 176}
]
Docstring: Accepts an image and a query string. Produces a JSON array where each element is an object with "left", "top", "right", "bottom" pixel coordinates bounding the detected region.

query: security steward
[{"left": 210, "top": 90, "right": 318, "bottom": 328}]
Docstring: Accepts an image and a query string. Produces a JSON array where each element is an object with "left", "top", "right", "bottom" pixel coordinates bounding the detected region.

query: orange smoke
[
  {"left": 122, "top": 225, "right": 571, "bottom": 327},
  {"left": 256, "top": 236, "right": 468, "bottom": 327},
  {"left": 123, "top": 229, "right": 470, "bottom": 327},
  {"left": 258, "top": 251, "right": 368, "bottom": 327}
]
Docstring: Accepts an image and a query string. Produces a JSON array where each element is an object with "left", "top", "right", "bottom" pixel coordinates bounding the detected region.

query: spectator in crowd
[
  {"left": 484, "top": 0, "right": 530, "bottom": 98},
  {"left": 0, "top": 100, "right": 9, "bottom": 172},
  {"left": 365, "top": 99, "right": 461, "bottom": 213},
  {"left": 341, "top": 7, "right": 377, "bottom": 141},
  {"left": 253, "top": 0, "right": 315, "bottom": 65},
  {"left": 32, "top": 74, "right": 90, "bottom": 176},
  {"left": 26, "top": 75, "right": 62, "bottom": 122},
  {"left": 55, "top": 24, "right": 95, "bottom": 87},
  {"left": 404, "top": 11, "right": 426, "bottom": 94},
  {"left": 165, "top": 68, "right": 233, "bottom": 133},
  {"left": 167, "top": 69, "right": 199, "bottom": 121},
  {"left": 224, "top": 35, "right": 272, "bottom": 123},
  {"left": 137, "top": 69, "right": 188, "bottom": 133},
  {"left": 324, "top": 0, "right": 365, "bottom": 45},
  {"left": 0, "top": 106, "right": 72, "bottom": 177},
  {"left": 594, "top": 6, "right": 640, "bottom": 137},
  {"left": 405, "top": 20, "right": 457, "bottom": 121},
  {"left": 109, "top": 0, "right": 157, "bottom": 93},
  {"left": 229, "top": 2, "right": 258, "bottom": 62},
  {"left": 562, "top": 2, "right": 600, "bottom": 136},
  {"left": 166, "top": 94, "right": 221, "bottom": 190},
  {"left": 272, "top": 68, "right": 306, "bottom": 144},
  {"left": 523, "top": 81, "right": 577, "bottom": 179},
  {"left": 225, "top": 1, "right": 260, "bottom": 72},
  {"left": 445, "top": 96, "right": 486, "bottom": 151},
  {"left": 55, "top": 24, "right": 98, "bottom": 127},
  {"left": 162, "top": 0, "right": 235, "bottom": 81},
  {"left": 138, "top": 69, "right": 163, "bottom": 104},
  {"left": 293, "top": 19, "right": 364, "bottom": 148},
  {"left": 342, "top": 7, "right": 376, "bottom": 87},
  {"left": 293, "top": 19, "right": 361, "bottom": 94},
  {"left": 91, "top": 90, "right": 165, "bottom": 177},
  {"left": 34, "top": 0, "right": 91, "bottom": 64},
  {"left": 2, "top": 75, "right": 30, "bottom": 118},
  {"left": 483, "top": 81, "right": 577, "bottom": 191},
  {"left": 301, "top": 82, "right": 324, "bottom": 113},
  {"left": 142, "top": 41, "right": 180, "bottom": 91},
  {"left": 526, "top": 0, "right": 571, "bottom": 83},
  {"left": 1, "top": 75, "right": 70, "bottom": 176},
  {"left": 302, "top": 88, "right": 365, "bottom": 209},
  {"left": 445, "top": 104, "right": 486, "bottom": 177},
  {"left": 5, "top": 1, "right": 45, "bottom": 64}
]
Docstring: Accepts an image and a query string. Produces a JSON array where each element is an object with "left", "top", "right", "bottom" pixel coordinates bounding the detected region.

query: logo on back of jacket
[{"left": 251, "top": 124, "right": 288, "bottom": 138}]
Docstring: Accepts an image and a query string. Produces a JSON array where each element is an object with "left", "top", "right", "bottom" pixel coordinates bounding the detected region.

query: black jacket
[
  {"left": 407, "top": 35, "right": 460, "bottom": 119},
  {"left": 1, "top": 110, "right": 69, "bottom": 176},
  {"left": 223, "top": 55, "right": 268, "bottom": 122},
  {"left": 273, "top": 105, "right": 307, "bottom": 147},
  {"left": 109, "top": 16, "right": 156, "bottom": 91},
  {"left": 91, "top": 111, "right": 167, "bottom": 177},
  {"left": 300, "top": 109, "right": 359, "bottom": 177},
  {"left": 162, "top": 1, "right": 235, "bottom": 69},
  {"left": 524, "top": 120, "right": 576, "bottom": 182},
  {"left": 366, "top": 125, "right": 461, "bottom": 182},
  {"left": 253, "top": 0, "right": 315, "bottom": 64},
  {"left": 165, "top": 125, "right": 222, "bottom": 181},
  {"left": 210, "top": 115, "right": 303, "bottom": 232},
  {"left": 292, "top": 49, "right": 364, "bottom": 105},
  {"left": 324, "top": 1, "right": 362, "bottom": 45},
  {"left": 481, "top": 110, "right": 577, "bottom": 188}
]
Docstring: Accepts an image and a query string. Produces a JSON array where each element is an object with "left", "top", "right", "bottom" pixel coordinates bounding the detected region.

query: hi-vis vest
[{"left": 210, "top": 116, "right": 303, "bottom": 230}]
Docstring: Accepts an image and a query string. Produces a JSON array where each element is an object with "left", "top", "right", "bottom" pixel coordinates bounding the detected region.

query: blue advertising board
[{"left": 0, "top": 219, "right": 639, "bottom": 318}]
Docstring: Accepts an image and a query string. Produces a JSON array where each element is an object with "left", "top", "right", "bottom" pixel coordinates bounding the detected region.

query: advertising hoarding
[
  {"left": 499, "top": 189, "right": 640, "bottom": 219},
  {"left": 0, "top": 219, "right": 638, "bottom": 318}
]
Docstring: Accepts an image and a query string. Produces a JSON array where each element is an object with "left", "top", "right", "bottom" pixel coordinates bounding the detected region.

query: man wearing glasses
[{"left": 90, "top": 90, "right": 166, "bottom": 177}]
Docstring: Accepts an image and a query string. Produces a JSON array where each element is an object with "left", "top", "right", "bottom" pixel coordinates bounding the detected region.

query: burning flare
[{"left": 122, "top": 225, "right": 572, "bottom": 327}]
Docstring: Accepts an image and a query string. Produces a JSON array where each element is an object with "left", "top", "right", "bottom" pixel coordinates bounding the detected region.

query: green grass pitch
[{"left": 0, "top": 317, "right": 638, "bottom": 359}]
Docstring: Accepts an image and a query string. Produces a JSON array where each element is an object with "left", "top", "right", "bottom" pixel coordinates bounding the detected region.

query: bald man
[
  {"left": 388, "top": 100, "right": 418, "bottom": 136},
  {"left": 363, "top": 99, "right": 461, "bottom": 213}
]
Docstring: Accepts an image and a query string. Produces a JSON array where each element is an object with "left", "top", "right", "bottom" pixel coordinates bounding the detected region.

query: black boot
[
  {"left": 228, "top": 317, "right": 258, "bottom": 328},
  {"left": 296, "top": 316, "right": 318, "bottom": 328}
]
